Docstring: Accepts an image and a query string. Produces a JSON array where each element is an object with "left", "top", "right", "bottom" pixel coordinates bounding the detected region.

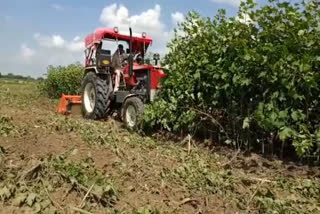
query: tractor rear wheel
[
  {"left": 122, "top": 97, "right": 144, "bottom": 130},
  {"left": 81, "top": 72, "right": 110, "bottom": 120}
]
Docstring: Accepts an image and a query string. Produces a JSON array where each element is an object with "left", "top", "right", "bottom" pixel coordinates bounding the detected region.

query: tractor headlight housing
[
  {"left": 142, "top": 32, "right": 147, "bottom": 38},
  {"left": 114, "top": 27, "right": 119, "bottom": 33}
]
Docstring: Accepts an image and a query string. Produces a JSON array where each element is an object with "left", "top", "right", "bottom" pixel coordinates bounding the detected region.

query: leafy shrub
[
  {"left": 144, "top": 0, "right": 320, "bottom": 158},
  {"left": 39, "top": 63, "right": 84, "bottom": 98}
]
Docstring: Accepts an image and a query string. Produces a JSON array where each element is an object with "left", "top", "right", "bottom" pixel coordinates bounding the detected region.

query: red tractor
[{"left": 78, "top": 27, "right": 166, "bottom": 129}]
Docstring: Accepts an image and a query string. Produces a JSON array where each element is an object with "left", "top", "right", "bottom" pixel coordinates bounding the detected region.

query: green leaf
[
  {"left": 279, "top": 110, "right": 288, "bottom": 118},
  {"left": 194, "top": 72, "right": 200, "bottom": 79},
  {"left": 244, "top": 54, "right": 251, "bottom": 61},
  {"left": 0, "top": 187, "right": 11, "bottom": 199},
  {"left": 12, "top": 193, "right": 27, "bottom": 206},
  {"left": 225, "top": 139, "right": 232, "bottom": 145},
  {"left": 302, "top": 179, "right": 312, "bottom": 188},
  {"left": 291, "top": 111, "right": 305, "bottom": 122},
  {"left": 242, "top": 117, "right": 250, "bottom": 129},
  {"left": 279, "top": 127, "right": 295, "bottom": 141},
  {"left": 258, "top": 71, "right": 267, "bottom": 78},
  {"left": 26, "top": 193, "right": 37, "bottom": 207},
  {"left": 40, "top": 199, "right": 51, "bottom": 210},
  {"left": 298, "top": 30, "right": 305, "bottom": 36},
  {"left": 33, "top": 202, "right": 42, "bottom": 213}
]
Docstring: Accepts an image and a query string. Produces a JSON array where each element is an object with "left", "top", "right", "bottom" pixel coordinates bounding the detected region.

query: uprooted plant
[{"left": 0, "top": 153, "right": 118, "bottom": 213}]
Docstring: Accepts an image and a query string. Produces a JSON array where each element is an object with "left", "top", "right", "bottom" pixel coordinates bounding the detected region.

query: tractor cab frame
[{"left": 84, "top": 27, "right": 152, "bottom": 73}]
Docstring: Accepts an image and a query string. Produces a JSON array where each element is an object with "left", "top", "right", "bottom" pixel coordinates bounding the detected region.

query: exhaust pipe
[{"left": 129, "top": 27, "right": 133, "bottom": 77}]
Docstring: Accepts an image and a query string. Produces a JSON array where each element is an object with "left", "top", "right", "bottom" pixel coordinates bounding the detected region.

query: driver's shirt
[{"left": 111, "top": 50, "right": 127, "bottom": 70}]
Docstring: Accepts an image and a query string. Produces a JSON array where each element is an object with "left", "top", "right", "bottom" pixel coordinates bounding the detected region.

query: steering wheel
[{"left": 133, "top": 52, "right": 141, "bottom": 61}]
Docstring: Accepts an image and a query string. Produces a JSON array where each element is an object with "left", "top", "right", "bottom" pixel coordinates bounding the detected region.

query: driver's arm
[
  {"left": 122, "top": 52, "right": 128, "bottom": 60},
  {"left": 111, "top": 52, "right": 117, "bottom": 68}
]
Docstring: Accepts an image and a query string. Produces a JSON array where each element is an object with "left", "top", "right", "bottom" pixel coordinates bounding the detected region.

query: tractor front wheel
[
  {"left": 81, "top": 72, "right": 110, "bottom": 120},
  {"left": 122, "top": 97, "right": 144, "bottom": 130}
]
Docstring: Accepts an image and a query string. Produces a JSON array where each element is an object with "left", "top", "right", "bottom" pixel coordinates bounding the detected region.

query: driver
[{"left": 111, "top": 44, "right": 127, "bottom": 92}]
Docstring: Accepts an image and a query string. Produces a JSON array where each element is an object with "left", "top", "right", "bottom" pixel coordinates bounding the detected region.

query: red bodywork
[{"left": 123, "top": 63, "right": 167, "bottom": 90}]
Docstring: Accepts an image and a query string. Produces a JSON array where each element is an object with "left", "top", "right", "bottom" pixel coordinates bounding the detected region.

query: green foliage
[
  {"left": 39, "top": 63, "right": 84, "bottom": 98},
  {"left": 0, "top": 115, "right": 16, "bottom": 137},
  {"left": 145, "top": 0, "right": 320, "bottom": 158}
]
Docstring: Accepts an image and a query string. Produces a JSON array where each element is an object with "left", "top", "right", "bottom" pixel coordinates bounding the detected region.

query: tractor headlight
[
  {"left": 114, "top": 27, "right": 119, "bottom": 33},
  {"left": 142, "top": 32, "right": 147, "bottom": 38}
]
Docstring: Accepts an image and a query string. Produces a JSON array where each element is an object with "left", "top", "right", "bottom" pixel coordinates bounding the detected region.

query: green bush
[
  {"left": 39, "top": 63, "right": 84, "bottom": 98},
  {"left": 144, "top": 0, "right": 320, "bottom": 158}
]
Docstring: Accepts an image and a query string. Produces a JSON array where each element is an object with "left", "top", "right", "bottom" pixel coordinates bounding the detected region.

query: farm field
[{"left": 0, "top": 79, "right": 320, "bottom": 213}]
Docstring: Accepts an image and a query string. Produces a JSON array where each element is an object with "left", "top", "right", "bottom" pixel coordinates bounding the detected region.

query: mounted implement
[
  {"left": 57, "top": 27, "right": 166, "bottom": 129},
  {"left": 57, "top": 94, "right": 81, "bottom": 115}
]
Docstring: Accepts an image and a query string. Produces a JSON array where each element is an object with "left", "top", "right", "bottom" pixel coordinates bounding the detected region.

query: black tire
[
  {"left": 81, "top": 72, "right": 110, "bottom": 120},
  {"left": 122, "top": 96, "right": 144, "bottom": 130}
]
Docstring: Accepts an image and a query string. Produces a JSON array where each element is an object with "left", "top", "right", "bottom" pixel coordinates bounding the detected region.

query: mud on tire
[{"left": 81, "top": 72, "right": 110, "bottom": 120}]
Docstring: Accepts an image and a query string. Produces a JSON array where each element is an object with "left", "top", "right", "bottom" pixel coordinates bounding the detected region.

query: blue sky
[{"left": 0, "top": 0, "right": 263, "bottom": 77}]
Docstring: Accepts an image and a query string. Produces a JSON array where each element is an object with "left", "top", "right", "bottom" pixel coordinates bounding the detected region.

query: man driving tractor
[{"left": 111, "top": 44, "right": 127, "bottom": 92}]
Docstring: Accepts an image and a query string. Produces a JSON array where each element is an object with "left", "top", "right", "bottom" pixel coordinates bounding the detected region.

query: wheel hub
[
  {"left": 126, "top": 105, "right": 137, "bottom": 128},
  {"left": 83, "top": 82, "right": 95, "bottom": 113}
]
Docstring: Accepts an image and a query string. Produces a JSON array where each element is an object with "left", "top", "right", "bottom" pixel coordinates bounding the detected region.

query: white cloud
[
  {"left": 34, "top": 34, "right": 60, "bottom": 48},
  {"left": 20, "top": 44, "right": 35, "bottom": 59},
  {"left": 172, "top": 12, "right": 184, "bottom": 24},
  {"left": 52, "top": 35, "right": 65, "bottom": 47},
  {"left": 99, "top": 4, "right": 170, "bottom": 53},
  {"left": 73, "top": 36, "right": 80, "bottom": 42},
  {"left": 34, "top": 34, "right": 83, "bottom": 52},
  {"left": 100, "top": 4, "right": 165, "bottom": 33},
  {"left": 236, "top": 13, "right": 253, "bottom": 24},
  {"left": 67, "top": 40, "right": 84, "bottom": 52},
  {"left": 51, "top": 4, "right": 64, "bottom": 11},
  {"left": 10, "top": 34, "right": 84, "bottom": 77},
  {"left": 210, "top": 0, "right": 242, "bottom": 7}
]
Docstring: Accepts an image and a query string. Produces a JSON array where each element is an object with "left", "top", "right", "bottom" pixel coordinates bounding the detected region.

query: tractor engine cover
[{"left": 122, "top": 63, "right": 166, "bottom": 101}]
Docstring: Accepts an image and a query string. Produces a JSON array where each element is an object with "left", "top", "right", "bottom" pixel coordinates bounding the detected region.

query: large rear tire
[
  {"left": 81, "top": 72, "right": 110, "bottom": 120},
  {"left": 122, "top": 97, "right": 144, "bottom": 130}
]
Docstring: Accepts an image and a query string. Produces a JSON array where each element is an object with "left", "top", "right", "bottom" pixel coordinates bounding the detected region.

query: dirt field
[{"left": 0, "top": 80, "right": 320, "bottom": 214}]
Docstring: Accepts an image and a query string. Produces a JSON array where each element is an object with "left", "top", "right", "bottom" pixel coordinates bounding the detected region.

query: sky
[{"left": 0, "top": 0, "right": 265, "bottom": 77}]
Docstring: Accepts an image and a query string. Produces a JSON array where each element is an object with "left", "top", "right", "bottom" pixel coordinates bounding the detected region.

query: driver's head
[
  {"left": 136, "top": 55, "right": 143, "bottom": 64},
  {"left": 118, "top": 44, "right": 124, "bottom": 53}
]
